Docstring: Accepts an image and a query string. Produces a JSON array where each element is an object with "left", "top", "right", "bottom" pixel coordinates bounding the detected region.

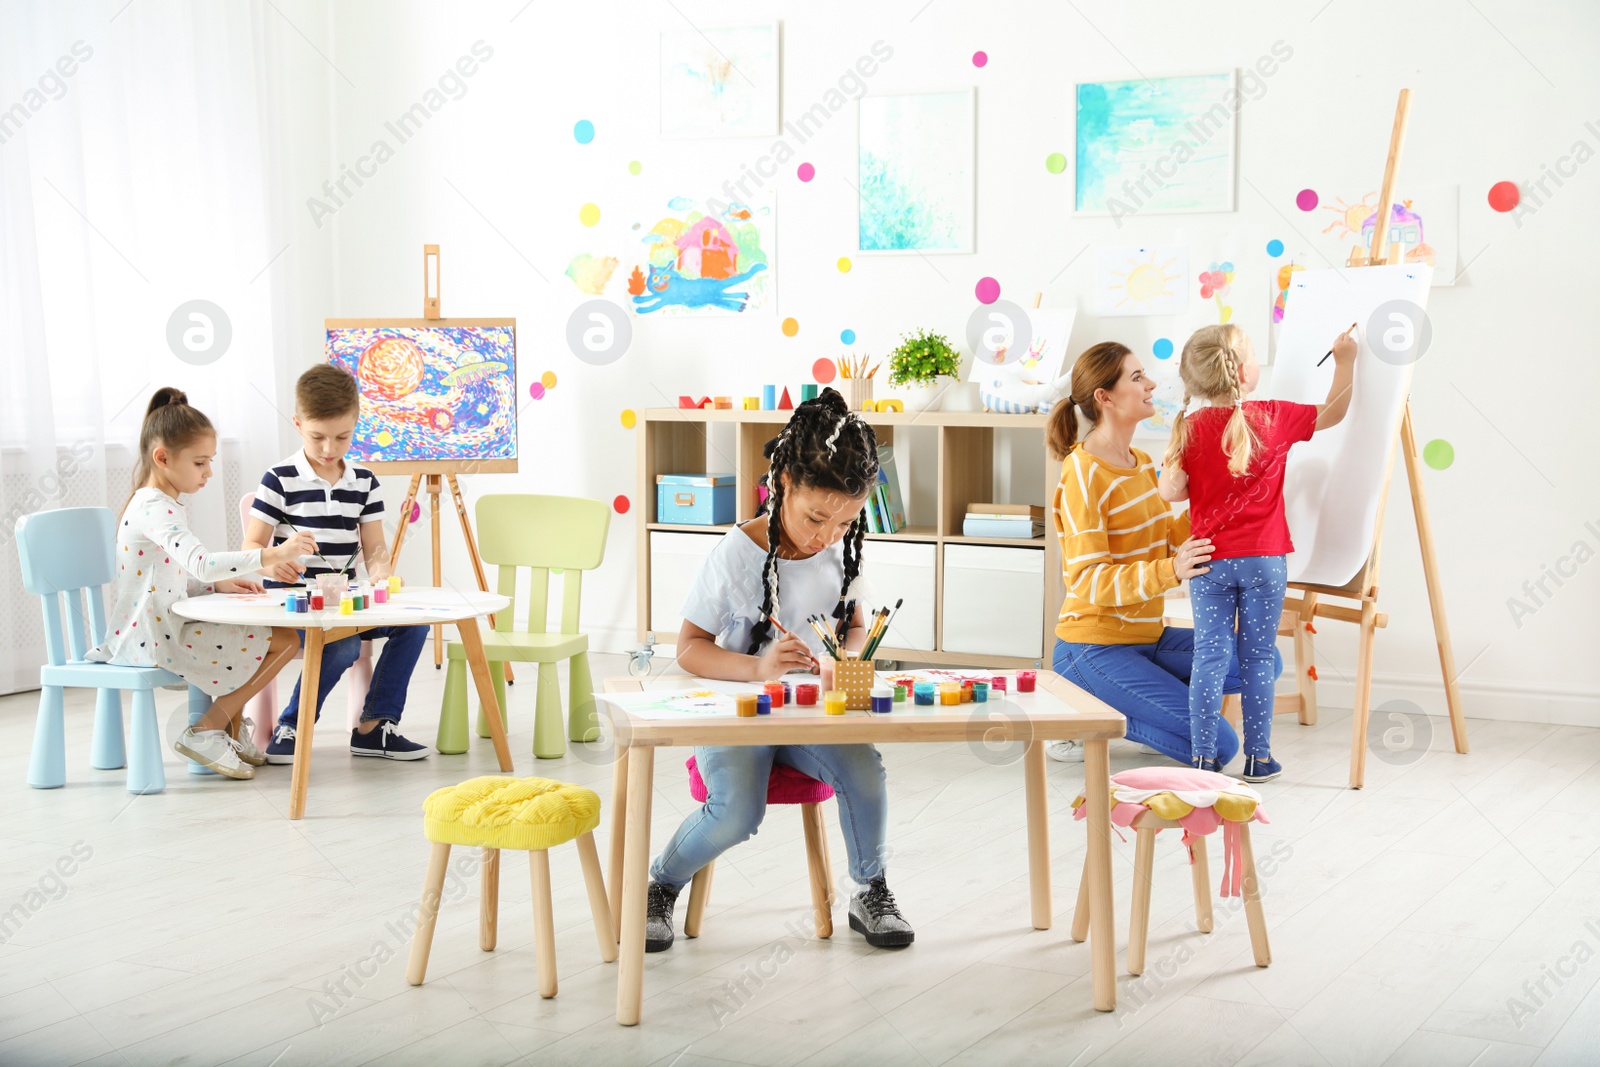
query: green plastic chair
[{"left": 439, "top": 494, "right": 610, "bottom": 759}]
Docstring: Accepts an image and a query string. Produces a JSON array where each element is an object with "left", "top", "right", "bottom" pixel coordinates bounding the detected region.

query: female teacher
[{"left": 1043, "top": 341, "right": 1280, "bottom": 768}]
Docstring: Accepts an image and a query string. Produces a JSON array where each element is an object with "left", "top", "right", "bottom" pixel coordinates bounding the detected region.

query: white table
[{"left": 173, "top": 586, "right": 513, "bottom": 818}]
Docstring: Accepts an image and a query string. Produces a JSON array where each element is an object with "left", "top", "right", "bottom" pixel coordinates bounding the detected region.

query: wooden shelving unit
[{"left": 636, "top": 406, "right": 1063, "bottom": 669}]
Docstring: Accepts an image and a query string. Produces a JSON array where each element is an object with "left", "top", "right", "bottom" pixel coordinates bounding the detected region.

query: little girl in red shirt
[{"left": 1158, "top": 323, "right": 1356, "bottom": 781}]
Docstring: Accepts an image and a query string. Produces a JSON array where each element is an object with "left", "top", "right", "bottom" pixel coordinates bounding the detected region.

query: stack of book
[
  {"left": 863, "top": 444, "right": 907, "bottom": 534},
  {"left": 962, "top": 503, "right": 1045, "bottom": 539}
]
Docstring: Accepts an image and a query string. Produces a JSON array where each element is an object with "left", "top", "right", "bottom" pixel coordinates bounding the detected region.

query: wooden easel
[{"left": 1271, "top": 90, "right": 1468, "bottom": 787}]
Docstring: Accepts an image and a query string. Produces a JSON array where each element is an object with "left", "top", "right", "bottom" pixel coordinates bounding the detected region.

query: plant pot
[{"left": 887, "top": 379, "right": 949, "bottom": 413}]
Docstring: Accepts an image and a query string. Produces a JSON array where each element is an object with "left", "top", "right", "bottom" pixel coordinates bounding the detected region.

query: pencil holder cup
[
  {"left": 848, "top": 377, "right": 875, "bottom": 413},
  {"left": 317, "top": 573, "right": 348, "bottom": 603},
  {"left": 833, "top": 653, "right": 876, "bottom": 711}
]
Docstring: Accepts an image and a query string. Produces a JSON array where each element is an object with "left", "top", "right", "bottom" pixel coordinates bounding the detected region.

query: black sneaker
[
  {"left": 848, "top": 877, "right": 914, "bottom": 948},
  {"left": 646, "top": 881, "right": 680, "bottom": 953},
  {"left": 350, "top": 721, "right": 431, "bottom": 761},
  {"left": 1192, "top": 755, "right": 1223, "bottom": 773},
  {"left": 264, "top": 724, "right": 297, "bottom": 765},
  {"left": 1242, "top": 755, "right": 1283, "bottom": 783}
]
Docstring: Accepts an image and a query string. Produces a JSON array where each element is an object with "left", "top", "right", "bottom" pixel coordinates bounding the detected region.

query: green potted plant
[{"left": 887, "top": 328, "right": 963, "bottom": 412}]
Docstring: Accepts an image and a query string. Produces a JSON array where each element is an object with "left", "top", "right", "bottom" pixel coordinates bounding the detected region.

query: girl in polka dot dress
[{"left": 87, "top": 389, "right": 317, "bottom": 780}]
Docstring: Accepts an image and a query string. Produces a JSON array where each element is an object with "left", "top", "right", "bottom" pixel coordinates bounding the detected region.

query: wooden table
[
  {"left": 598, "top": 671, "right": 1127, "bottom": 1024},
  {"left": 173, "top": 587, "right": 514, "bottom": 819}
]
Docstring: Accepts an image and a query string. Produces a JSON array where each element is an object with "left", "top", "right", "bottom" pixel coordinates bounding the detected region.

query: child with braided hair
[
  {"left": 644, "top": 388, "right": 914, "bottom": 952},
  {"left": 1159, "top": 323, "right": 1356, "bottom": 781}
]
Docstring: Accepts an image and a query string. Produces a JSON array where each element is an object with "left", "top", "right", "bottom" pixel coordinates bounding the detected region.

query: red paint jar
[
  {"left": 1016, "top": 670, "right": 1037, "bottom": 693},
  {"left": 763, "top": 681, "right": 786, "bottom": 709},
  {"left": 794, "top": 683, "right": 819, "bottom": 706}
]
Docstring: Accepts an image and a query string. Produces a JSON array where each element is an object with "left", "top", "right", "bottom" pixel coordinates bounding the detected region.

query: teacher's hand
[{"left": 1174, "top": 536, "right": 1214, "bottom": 580}]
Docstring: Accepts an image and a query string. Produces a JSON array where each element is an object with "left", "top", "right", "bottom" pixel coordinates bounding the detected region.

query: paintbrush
[
  {"left": 1317, "top": 323, "right": 1358, "bottom": 367},
  {"left": 764, "top": 613, "right": 820, "bottom": 668},
  {"left": 806, "top": 616, "right": 841, "bottom": 659},
  {"left": 862, "top": 598, "right": 903, "bottom": 660}
]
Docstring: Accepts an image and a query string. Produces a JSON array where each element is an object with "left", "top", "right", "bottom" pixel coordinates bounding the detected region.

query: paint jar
[
  {"left": 373, "top": 586, "right": 389, "bottom": 605},
  {"left": 892, "top": 683, "right": 906, "bottom": 703},
  {"left": 339, "top": 595, "right": 354, "bottom": 615},
  {"left": 795, "top": 683, "right": 819, "bottom": 706},
  {"left": 352, "top": 590, "right": 365, "bottom": 611},
  {"left": 756, "top": 693, "right": 772, "bottom": 715},
  {"left": 939, "top": 682, "right": 961, "bottom": 706},
  {"left": 870, "top": 685, "right": 892, "bottom": 714},
  {"left": 913, "top": 682, "right": 935, "bottom": 706},
  {"left": 283, "top": 594, "right": 298, "bottom": 613},
  {"left": 388, "top": 575, "right": 403, "bottom": 594},
  {"left": 309, "top": 591, "right": 324, "bottom": 611},
  {"left": 972, "top": 681, "right": 990, "bottom": 703},
  {"left": 960, "top": 681, "right": 974, "bottom": 703},
  {"left": 991, "top": 675, "right": 1007, "bottom": 693},
  {"left": 295, "top": 595, "right": 309, "bottom": 614},
  {"left": 781, "top": 680, "right": 793, "bottom": 703},
  {"left": 1017, "top": 670, "right": 1037, "bottom": 693},
  {"left": 823, "top": 690, "right": 847, "bottom": 716},
  {"left": 736, "top": 694, "right": 759, "bottom": 717},
  {"left": 763, "top": 681, "right": 785, "bottom": 709}
]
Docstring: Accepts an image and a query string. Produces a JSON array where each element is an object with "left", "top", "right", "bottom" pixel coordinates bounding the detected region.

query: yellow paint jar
[
  {"left": 939, "top": 682, "right": 961, "bottom": 705},
  {"left": 736, "top": 693, "right": 759, "bottom": 718},
  {"left": 824, "top": 690, "right": 847, "bottom": 716}
]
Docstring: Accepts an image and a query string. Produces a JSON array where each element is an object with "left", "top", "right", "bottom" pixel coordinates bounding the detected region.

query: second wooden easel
[{"left": 1271, "top": 89, "right": 1468, "bottom": 787}]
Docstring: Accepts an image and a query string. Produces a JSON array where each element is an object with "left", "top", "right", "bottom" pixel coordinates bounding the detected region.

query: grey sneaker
[
  {"left": 1046, "top": 739, "right": 1084, "bottom": 763},
  {"left": 848, "top": 877, "right": 914, "bottom": 948},
  {"left": 174, "top": 727, "right": 253, "bottom": 780},
  {"left": 646, "top": 881, "right": 680, "bottom": 953}
]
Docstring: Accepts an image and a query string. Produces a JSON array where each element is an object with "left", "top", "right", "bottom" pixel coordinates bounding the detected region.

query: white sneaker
[
  {"left": 230, "top": 719, "right": 267, "bottom": 767},
  {"left": 1046, "top": 739, "right": 1084, "bottom": 763},
  {"left": 175, "top": 727, "right": 254, "bottom": 780}
]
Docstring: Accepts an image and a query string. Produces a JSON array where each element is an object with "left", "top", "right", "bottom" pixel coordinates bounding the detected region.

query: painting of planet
[{"left": 324, "top": 319, "right": 517, "bottom": 470}]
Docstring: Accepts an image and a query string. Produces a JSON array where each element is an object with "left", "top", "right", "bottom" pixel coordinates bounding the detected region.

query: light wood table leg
[
  {"left": 1084, "top": 738, "right": 1116, "bottom": 1012},
  {"left": 287, "top": 628, "right": 324, "bottom": 820},
  {"left": 616, "top": 744, "right": 654, "bottom": 1026},
  {"left": 1024, "top": 738, "right": 1051, "bottom": 930},
  {"left": 455, "top": 617, "right": 514, "bottom": 773},
  {"left": 608, "top": 743, "right": 630, "bottom": 943}
]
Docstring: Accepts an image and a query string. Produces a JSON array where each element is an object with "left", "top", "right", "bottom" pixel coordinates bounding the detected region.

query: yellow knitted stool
[{"left": 406, "top": 776, "right": 616, "bottom": 998}]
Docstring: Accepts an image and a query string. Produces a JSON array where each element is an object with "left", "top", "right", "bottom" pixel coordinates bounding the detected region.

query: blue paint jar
[
  {"left": 756, "top": 693, "right": 771, "bottom": 715},
  {"left": 913, "top": 682, "right": 935, "bottom": 706},
  {"left": 870, "top": 685, "right": 892, "bottom": 714},
  {"left": 972, "top": 681, "right": 989, "bottom": 703}
]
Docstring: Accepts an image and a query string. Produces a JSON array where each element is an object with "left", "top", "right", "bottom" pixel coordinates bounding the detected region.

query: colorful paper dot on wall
[
  {"left": 1488, "top": 181, "right": 1520, "bottom": 212},
  {"left": 628, "top": 160, "right": 642, "bottom": 176},
  {"left": 409, "top": 501, "right": 421, "bottom": 523},
  {"left": 781, "top": 317, "right": 799, "bottom": 337},
  {"left": 1295, "top": 189, "right": 1319, "bottom": 211},
  {"left": 578, "top": 202, "right": 601, "bottom": 226},
  {"left": 837, "top": 257, "right": 852, "bottom": 273},
  {"left": 541, "top": 370, "right": 557, "bottom": 389},
  {"left": 1045, "top": 152, "right": 1068, "bottom": 174},
  {"left": 573, "top": 119, "right": 595, "bottom": 144},
  {"left": 975, "top": 276, "right": 1001, "bottom": 304},
  {"left": 812, "top": 357, "right": 836, "bottom": 384},
  {"left": 1423, "top": 439, "right": 1455, "bottom": 470},
  {"left": 613, "top": 495, "right": 630, "bottom": 514},
  {"left": 797, "top": 163, "right": 815, "bottom": 182},
  {"left": 841, "top": 329, "right": 856, "bottom": 345},
  {"left": 1152, "top": 338, "right": 1174, "bottom": 360},
  {"left": 528, "top": 382, "right": 546, "bottom": 400},
  {"left": 972, "top": 51, "right": 988, "bottom": 67},
  {"left": 620, "top": 409, "right": 637, "bottom": 429},
  {"left": 1266, "top": 239, "right": 1285, "bottom": 257}
]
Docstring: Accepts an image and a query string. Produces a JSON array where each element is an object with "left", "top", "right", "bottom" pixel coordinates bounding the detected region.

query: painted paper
[
  {"left": 627, "top": 195, "right": 774, "bottom": 315},
  {"left": 858, "top": 90, "right": 975, "bottom": 253},
  {"left": 1095, "top": 245, "right": 1189, "bottom": 317},
  {"left": 1075, "top": 73, "right": 1237, "bottom": 216},
  {"left": 660, "top": 24, "right": 780, "bottom": 138}
]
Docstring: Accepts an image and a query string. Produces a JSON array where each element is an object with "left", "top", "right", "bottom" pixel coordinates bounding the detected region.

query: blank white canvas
[{"left": 1269, "top": 264, "right": 1433, "bottom": 587}]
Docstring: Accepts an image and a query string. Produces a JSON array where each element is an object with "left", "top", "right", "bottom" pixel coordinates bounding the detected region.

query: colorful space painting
[
  {"left": 1075, "top": 73, "right": 1236, "bottom": 216},
  {"left": 626, "top": 196, "right": 774, "bottom": 315},
  {"left": 325, "top": 322, "right": 516, "bottom": 464},
  {"left": 858, "top": 90, "right": 975, "bottom": 253},
  {"left": 659, "top": 24, "right": 780, "bottom": 138}
]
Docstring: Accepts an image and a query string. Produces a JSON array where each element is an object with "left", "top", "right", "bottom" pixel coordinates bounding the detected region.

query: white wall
[{"left": 265, "top": 0, "right": 1599, "bottom": 725}]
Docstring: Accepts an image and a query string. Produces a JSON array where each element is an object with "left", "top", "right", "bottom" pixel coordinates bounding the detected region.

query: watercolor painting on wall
[
  {"left": 660, "top": 24, "right": 780, "bottom": 138},
  {"left": 625, "top": 195, "right": 775, "bottom": 316},
  {"left": 1095, "top": 245, "right": 1189, "bottom": 317},
  {"left": 858, "top": 90, "right": 975, "bottom": 253},
  {"left": 325, "top": 320, "right": 516, "bottom": 469},
  {"left": 1075, "top": 73, "right": 1236, "bottom": 216}
]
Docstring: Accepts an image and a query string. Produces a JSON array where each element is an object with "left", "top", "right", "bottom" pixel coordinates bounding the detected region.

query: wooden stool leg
[
  {"left": 1191, "top": 836, "right": 1214, "bottom": 934},
  {"left": 801, "top": 803, "right": 834, "bottom": 938},
  {"left": 684, "top": 862, "right": 713, "bottom": 939},
  {"left": 1239, "top": 825, "right": 1272, "bottom": 967},
  {"left": 1071, "top": 856, "right": 1091, "bottom": 942},
  {"left": 480, "top": 847, "right": 500, "bottom": 951},
  {"left": 1128, "top": 827, "right": 1157, "bottom": 975},
  {"left": 530, "top": 849, "right": 558, "bottom": 998},
  {"left": 575, "top": 832, "right": 617, "bottom": 963},
  {"left": 406, "top": 842, "right": 451, "bottom": 985}
]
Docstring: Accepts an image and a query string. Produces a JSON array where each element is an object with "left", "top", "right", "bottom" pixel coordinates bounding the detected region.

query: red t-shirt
[{"left": 1181, "top": 399, "right": 1318, "bottom": 560}]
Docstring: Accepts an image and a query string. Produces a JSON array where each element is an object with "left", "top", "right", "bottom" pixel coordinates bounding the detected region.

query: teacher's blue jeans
[
  {"left": 1190, "top": 556, "right": 1289, "bottom": 761},
  {"left": 650, "top": 744, "right": 888, "bottom": 891},
  {"left": 277, "top": 625, "right": 428, "bottom": 729},
  {"left": 1054, "top": 628, "right": 1283, "bottom": 768}
]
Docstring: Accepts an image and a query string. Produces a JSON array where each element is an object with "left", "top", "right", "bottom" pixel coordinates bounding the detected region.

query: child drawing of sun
[
  {"left": 1320, "top": 191, "right": 1379, "bottom": 240},
  {"left": 1108, "top": 250, "right": 1183, "bottom": 311}
]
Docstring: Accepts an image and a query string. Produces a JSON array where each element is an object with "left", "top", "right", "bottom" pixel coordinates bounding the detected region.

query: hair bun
[{"left": 146, "top": 387, "right": 189, "bottom": 415}]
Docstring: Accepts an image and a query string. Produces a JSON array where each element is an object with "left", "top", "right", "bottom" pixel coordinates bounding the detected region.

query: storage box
[
  {"left": 656, "top": 474, "right": 736, "bottom": 525},
  {"left": 649, "top": 532, "right": 723, "bottom": 635},
  {"left": 941, "top": 544, "right": 1045, "bottom": 658},
  {"left": 860, "top": 541, "right": 936, "bottom": 651}
]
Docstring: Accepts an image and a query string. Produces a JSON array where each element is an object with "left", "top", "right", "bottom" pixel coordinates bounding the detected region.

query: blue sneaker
[
  {"left": 1192, "top": 756, "right": 1223, "bottom": 774},
  {"left": 264, "top": 724, "right": 297, "bottom": 765},
  {"left": 1242, "top": 756, "right": 1283, "bottom": 783},
  {"left": 350, "top": 721, "right": 431, "bottom": 761}
]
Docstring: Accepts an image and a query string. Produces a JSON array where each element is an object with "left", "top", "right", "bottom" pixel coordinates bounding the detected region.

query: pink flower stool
[
  {"left": 682, "top": 756, "right": 837, "bottom": 939},
  {"left": 1071, "top": 765, "right": 1272, "bottom": 974}
]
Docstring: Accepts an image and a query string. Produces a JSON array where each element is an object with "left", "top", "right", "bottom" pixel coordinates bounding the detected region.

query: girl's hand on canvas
[
  {"left": 1174, "top": 536, "right": 1215, "bottom": 580},
  {"left": 215, "top": 578, "right": 265, "bottom": 595},
  {"left": 757, "top": 632, "right": 814, "bottom": 680},
  {"left": 1331, "top": 326, "right": 1358, "bottom": 366}
]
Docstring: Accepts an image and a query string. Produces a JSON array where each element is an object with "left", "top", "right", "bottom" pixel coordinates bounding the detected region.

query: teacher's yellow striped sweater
[{"left": 1053, "top": 444, "right": 1190, "bottom": 646}]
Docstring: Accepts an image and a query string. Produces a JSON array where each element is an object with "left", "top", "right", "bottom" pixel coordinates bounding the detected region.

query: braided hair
[{"left": 746, "top": 388, "right": 880, "bottom": 655}]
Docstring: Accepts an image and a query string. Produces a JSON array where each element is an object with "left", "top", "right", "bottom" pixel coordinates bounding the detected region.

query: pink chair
[
  {"left": 239, "top": 494, "right": 372, "bottom": 748},
  {"left": 681, "top": 755, "right": 837, "bottom": 939}
]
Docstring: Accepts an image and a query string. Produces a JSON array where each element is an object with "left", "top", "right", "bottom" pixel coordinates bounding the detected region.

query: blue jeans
[
  {"left": 1054, "top": 628, "right": 1284, "bottom": 767},
  {"left": 650, "top": 744, "right": 888, "bottom": 891},
  {"left": 277, "top": 625, "right": 428, "bottom": 729},
  {"left": 1190, "top": 556, "right": 1288, "bottom": 761}
]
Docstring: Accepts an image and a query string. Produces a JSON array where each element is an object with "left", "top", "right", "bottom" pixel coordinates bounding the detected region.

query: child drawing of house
[
  {"left": 1361, "top": 199, "right": 1436, "bottom": 266},
  {"left": 675, "top": 217, "right": 738, "bottom": 280}
]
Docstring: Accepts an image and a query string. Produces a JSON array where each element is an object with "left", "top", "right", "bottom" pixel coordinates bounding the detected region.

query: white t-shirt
[{"left": 680, "top": 524, "right": 857, "bottom": 658}]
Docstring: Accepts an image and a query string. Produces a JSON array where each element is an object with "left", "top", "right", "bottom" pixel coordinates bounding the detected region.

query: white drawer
[
  {"left": 941, "top": 544, "right": 1045, "bottom": 659},
  {"left": 649, "top": 531, "right": 724, "bottom": 637},
  {"left": 861, "top": 540, "right": 936, "bottom": 652}
]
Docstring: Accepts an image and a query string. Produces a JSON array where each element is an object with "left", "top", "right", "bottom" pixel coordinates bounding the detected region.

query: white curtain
[{"left": 1, "top": 0, "right": 302, "bottom": 693}]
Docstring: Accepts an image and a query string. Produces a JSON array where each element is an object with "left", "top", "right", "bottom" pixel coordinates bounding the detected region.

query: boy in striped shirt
[{"left": 244, "top": 365, "right": 430, "bottom": 762}]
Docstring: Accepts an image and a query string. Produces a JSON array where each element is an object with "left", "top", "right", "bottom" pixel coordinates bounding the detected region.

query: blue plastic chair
[{"left": 15, "top": 506, "right": 207, "bottom": 794}]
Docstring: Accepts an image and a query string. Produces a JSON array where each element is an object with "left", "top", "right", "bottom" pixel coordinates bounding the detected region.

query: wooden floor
[{"left": 1, "top": 654, "right": 1597, "bottom": 1066}]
